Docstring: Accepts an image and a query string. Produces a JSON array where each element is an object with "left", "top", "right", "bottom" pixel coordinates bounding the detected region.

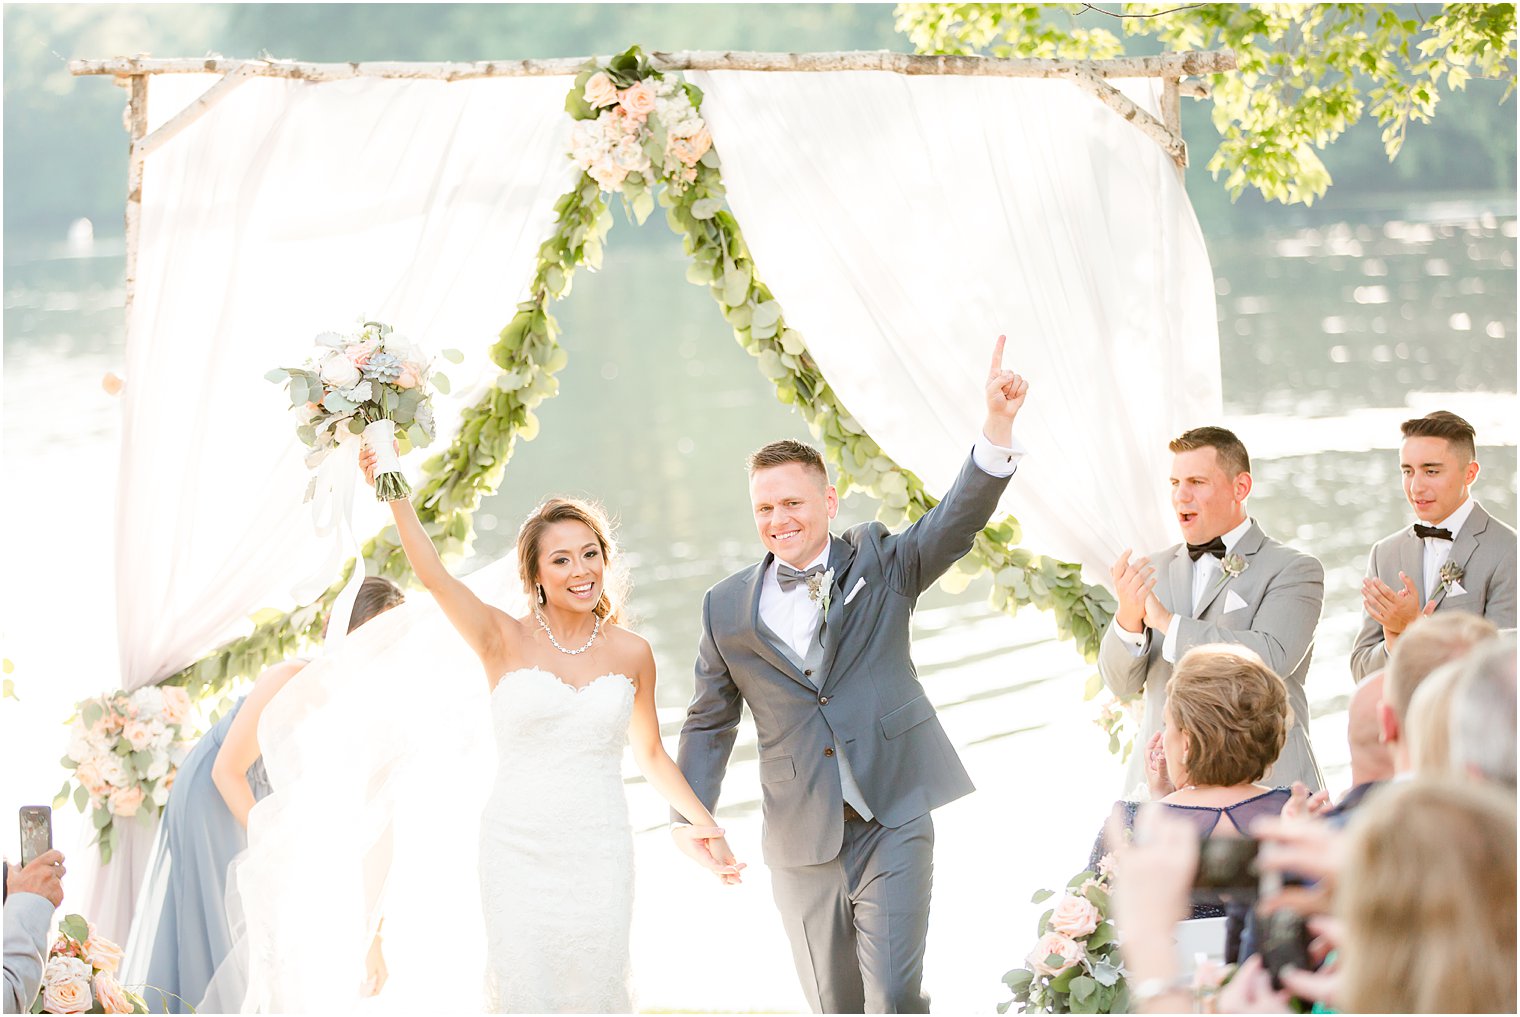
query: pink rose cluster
[
  {"left": 63, "top": 686, "right": 196, "bottom": 843},
  {"left": 571, "top": 70, "right": 713, "bottom": 193},
  {"left": 38, "top": 919, "right": 142, "bottom": 1014}
]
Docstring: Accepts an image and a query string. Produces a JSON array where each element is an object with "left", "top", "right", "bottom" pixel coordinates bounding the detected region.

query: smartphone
[
  {"left": 1257, "top": 907, "right": 1314, "bottom": 990},
  {"left": 1191, "top": 836, "right": 1259, "bottom": 897},
  {"left": 19, "top": 805, "right": 52, "bottom": 866}
]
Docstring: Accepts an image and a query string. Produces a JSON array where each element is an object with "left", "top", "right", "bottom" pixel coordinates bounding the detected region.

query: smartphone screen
[{"left": 19, "top": 806, "right": 52, "bottom": 866}]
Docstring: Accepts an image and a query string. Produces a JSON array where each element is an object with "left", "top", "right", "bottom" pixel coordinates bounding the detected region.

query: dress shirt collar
[
  {"left": 1218, "top": 516, "right": 1253, "bottom": 555},
  {"left": 1426, "top": 496, "right": 1476, "bottom": 538},
  {"left": 768, "top": 540, "right": 833, "bottom": 588}
]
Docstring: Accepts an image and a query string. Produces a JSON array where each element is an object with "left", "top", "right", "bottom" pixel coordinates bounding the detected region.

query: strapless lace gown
[{"left": 480, "top": 667, "right": 636, "bottom": 1013}]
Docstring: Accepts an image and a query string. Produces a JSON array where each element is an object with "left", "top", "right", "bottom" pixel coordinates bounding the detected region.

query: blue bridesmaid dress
[{"left": 139, "top": 698, "right": 271, "bottom": 1013}]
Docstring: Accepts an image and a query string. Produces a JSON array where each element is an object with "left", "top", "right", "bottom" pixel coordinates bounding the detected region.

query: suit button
[
  {"left": 823, "top": 747, "right": 835, "bottom": 757},
  {"left": 804, "top": 669, "right": 813, "bottom": 677},
  {"left": 818, "top": 695, "right": 829, "bottom": 705}
]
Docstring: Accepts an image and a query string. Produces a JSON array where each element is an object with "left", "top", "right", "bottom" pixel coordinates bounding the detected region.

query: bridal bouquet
[
  {"left": 1001, "top": 857, "right": 1127, "bottom": 1014},
  {"left": 33, "top": 915, "right": 147, "bottom": 1014},
  {"left": 57, "top": 686, "right": 195, "bottom": 864},
  {"left": 567, "top": 46, "right": 715, "bottom": 205},
  {"left": 267, "top": 320, "right": 456, "bottom": 502}
]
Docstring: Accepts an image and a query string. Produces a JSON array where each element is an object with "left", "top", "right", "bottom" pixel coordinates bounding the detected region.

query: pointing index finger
[{"left": 988, "top": 334, "right": 1006, "bottom": 380}]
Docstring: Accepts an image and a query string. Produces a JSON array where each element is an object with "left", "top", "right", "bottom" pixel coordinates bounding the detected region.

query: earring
[{"left": 536, "top": 584, "right": 546, "bottom": 605}]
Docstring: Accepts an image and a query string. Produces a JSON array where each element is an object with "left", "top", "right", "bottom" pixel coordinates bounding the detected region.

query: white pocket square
[
  {"left": 1224, "top": 589, "right": 1249, "bottom": 614},
  {"left": 844, "top": 577, "right": 867, "bottom": 604},
  {"left": 1446, "top": 581, "right": 1468, "bottom": 597}
]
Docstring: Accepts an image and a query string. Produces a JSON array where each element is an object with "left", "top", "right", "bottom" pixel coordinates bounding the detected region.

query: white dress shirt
[
  {"left": 1418, "top": 497, "right": 1475, "bottom": 600},
  {"left": 1113, "top": 516, "right": 1253, "bottom": 663}
]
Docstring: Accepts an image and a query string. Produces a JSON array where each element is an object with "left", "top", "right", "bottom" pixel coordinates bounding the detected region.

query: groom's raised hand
[
  {"left": 671, "top": 824, "right": 746, "bottom": 885},
  {"left": 984, "top": 334, "right": 1029, "bottom": 447}
]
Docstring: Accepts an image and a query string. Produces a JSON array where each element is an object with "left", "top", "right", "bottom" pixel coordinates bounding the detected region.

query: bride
[{"left": 358, "top": 448, "right": 743, "bottom": 1011}]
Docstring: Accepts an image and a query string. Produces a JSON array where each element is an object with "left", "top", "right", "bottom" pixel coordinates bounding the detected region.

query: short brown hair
[
  {"left": 1401, "top": 410, "right": 1476, "bottom": 462},
  {"left": 746, "top": 439, "right": 827, "bottom": 482},
  {"left": 1386, "top": 612, "right": 1498, "bottom": 726},
  {"left": 516, "top": 497, "right": 625, "bottom": 623},
  {"left": 351, "top": 576, "right": 405, "bottom": 631},
  {"left": 1165, "top": 644, "right": 1290, "bottom": 786},
  {"left": 1169, "top": 426, "right": 1250, "bottom": 479}
]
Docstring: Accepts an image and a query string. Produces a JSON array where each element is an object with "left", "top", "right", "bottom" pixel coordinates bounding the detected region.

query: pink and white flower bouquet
[
  {"left": 1001, "top": 858, "right": 1127, "bottom": 1013},
  {"left": 267, "top": 319, "right": 458, "bottom": 502},
  {"left": 56, "top": 686, "right": 195, "bottom": 864},
  {"left": 566, "top": 46, "right": 716, "bottom": 217},
  {"left": 31, "top": 914, "right": 147, "bottom": 1014}
]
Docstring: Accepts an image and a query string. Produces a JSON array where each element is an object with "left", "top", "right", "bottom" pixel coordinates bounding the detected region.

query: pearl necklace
[{"left": 535, "top": 610, "right": 601, "bottom": 655}]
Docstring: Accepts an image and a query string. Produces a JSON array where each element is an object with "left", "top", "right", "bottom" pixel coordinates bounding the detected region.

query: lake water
[{"left": 2, "top": 196, "right": 1514, "bottom": 1010}]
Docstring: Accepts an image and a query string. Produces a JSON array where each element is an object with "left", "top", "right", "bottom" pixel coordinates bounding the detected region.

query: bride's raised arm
[{"left": 360, "top": 445, "right": 519, "bottom": 673}]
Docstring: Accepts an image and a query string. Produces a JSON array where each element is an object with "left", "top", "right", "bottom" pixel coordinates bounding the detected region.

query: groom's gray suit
[
  {"left": 676, "top": 452, "right": 1011, "bottom": 1013},
  {"left": 1349, "top": 501, "right": 1517, "bottom": 680},
  {"left": 1098, "top": 520, "right": 1326, "bottom": 794}
]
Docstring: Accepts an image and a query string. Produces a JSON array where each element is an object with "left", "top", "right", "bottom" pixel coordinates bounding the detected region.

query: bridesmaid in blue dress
[{"left": 136, "top": 577, "right": 405, "bottom": 1012}]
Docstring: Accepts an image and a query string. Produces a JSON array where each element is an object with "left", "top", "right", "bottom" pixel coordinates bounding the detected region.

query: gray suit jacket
[
  {"left": 1097, "top": 521, "right": 1326, "bottom": 794},
  {"left": 1349, "top": 502, "right": 1517, "bottom": 680},
  {"left": 4, "top": 891, "right": 53, "bottom": 1014},
  {"left": 676, "top": 454, "right": 1011, "bottom": 869}
]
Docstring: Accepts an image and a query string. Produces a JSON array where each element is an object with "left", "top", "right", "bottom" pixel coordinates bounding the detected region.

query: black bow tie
[
  {"left": 1186, "top": 537, "right": 1228, "bottom": 562},
  {"left": 1413, "top": 523, "right": 1454, "bottom": 541},
  {"left": 776, "top": 563, "right": 827, "bottom": 593}
]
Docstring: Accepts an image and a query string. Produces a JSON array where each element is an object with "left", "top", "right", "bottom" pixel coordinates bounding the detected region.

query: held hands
[
  {"left": 983, "top": 334, "right": 1029, "bottom": 445},
  {"left": 671, "top": 824, "right": 747, "bottom": 885}
]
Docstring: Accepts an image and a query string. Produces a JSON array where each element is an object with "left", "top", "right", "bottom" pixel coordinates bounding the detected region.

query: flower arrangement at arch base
[{"left": 1001, "top": 857, "right": 1128, "bottom": 1014}]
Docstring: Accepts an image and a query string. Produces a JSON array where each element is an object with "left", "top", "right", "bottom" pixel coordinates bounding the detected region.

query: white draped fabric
[
  {"left": 116, "top": 72, "right": 580, "bottom": 694},
  {"left": 688, "top": 71, "right": 1221, "bottom": 579},
  {"left": 90, "top": 72, "right": 577, "bottom": 942}
]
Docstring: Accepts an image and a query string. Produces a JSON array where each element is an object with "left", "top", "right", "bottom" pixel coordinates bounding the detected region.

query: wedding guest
[
  {"left": 1351, "top": 410, "right": 1517, "bottom": 680},
  {"left": 1406, "top": 658, "right": 1464, "bottom": 777},
  {"left": 1234, "top": 777, "right": 1517, "bottom": 1013},
  {"left": 1101, "top": 426, "right": 1324, "bottom": 794},
  {"left": 1322, "top": 670, "right": 1393, "bottom": 819},
  {"left": 136, "top": 577, "right": 404, "bottom": 1013},
  {"left": 1090, "top": 645, "right": 1300, "bottom": 936},
  {"left": 1447, "top": 636, "right": 1517, "bottom": 788},
  {"left": 4, "top": 850, "right": 65, "bottom": 1013},
  {"left": 1379, "top": 612, "right": 1497, "bottom": 779}
]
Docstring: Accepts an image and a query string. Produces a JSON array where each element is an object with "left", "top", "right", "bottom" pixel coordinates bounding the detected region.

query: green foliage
[{"left": 895, "top": 2, "right": 1518, "bottom": 205}]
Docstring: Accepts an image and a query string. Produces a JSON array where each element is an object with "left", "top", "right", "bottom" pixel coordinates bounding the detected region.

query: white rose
[
  {"left": 613, "top": 138, "right": 650, "bottom": 173},
  {"left": 583, "top": 71, "right": 618, "bottom": 108},
  {"left": 146, "top": 755, "right": 169, "bottom": 781},
  {"left": 319, "top": 352, "right": 361, "bottom": 389},
  {"left": 96, "top": 755, "right": 127, "bottom": 788},
  {"left": 670, "top": 117, "right": 704, "bottom": 139},
  {"left": 1027, "top": 931, "right": 1084, "bottom": 978},
  {"left": 1048, "top": 894, "right": 1101, "bottom": 939},
  {"left": 41, "top": 956, "right": 92, "bottom": 1013},
  {"left": 131, "top": 686, "right": 165, "bottom": 720}
]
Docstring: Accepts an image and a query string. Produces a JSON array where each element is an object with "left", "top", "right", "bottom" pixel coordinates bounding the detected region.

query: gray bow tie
[{"left": 776, "top": 563, "right": 826, "bottom": 593}]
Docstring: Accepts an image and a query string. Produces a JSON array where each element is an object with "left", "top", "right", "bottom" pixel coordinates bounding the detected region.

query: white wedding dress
[{"left": 480, "top": 667, "right": 636, "bottom": 1013}]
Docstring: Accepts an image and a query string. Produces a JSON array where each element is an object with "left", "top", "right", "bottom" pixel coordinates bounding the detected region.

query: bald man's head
[{"left": 1349, "top": 670, "right": 1394, "bottom": 786}]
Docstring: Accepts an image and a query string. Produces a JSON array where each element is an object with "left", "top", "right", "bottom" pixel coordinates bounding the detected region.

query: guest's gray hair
[{"left": 1448, "top": 636, "right": 1517, "bottom": 788}]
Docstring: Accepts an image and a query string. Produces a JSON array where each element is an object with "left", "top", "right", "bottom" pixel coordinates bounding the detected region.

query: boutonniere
[
  {"left": 1220, "top": 553, "right": 1247, "bottom": 580},
  {"left": 1439, "top": 560, "right": 1465, "bottom": 592},
  {"left": 806, "top": 567, "right": 836, "bottom": 613}
]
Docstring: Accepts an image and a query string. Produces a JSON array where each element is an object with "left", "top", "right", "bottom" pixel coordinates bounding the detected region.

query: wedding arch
[{"left": 71, "top": 45, "right": 1232, "bottom": 708}]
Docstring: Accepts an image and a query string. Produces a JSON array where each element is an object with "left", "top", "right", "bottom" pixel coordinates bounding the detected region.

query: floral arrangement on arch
[
  {"left": 32, "top": 913, "right": 148, "bottom": 1014},
  {"left": 1001, "top": 856, "right": 1127, "bottom": 1014},
  {"left": 56, "top": 686, "right": 195, "bottom": 864},
  {"left": 566, "top": 46, "right": 717, "bottom": 220}
]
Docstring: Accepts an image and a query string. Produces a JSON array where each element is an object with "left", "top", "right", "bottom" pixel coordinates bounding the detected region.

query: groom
[{"left": 673, "top": 336, "right": 1027, "bottom": 1013}]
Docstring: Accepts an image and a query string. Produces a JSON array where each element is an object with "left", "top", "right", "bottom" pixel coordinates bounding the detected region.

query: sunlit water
[{"left": 3, "top": 201, "right": 1514, "bottom": 1010}]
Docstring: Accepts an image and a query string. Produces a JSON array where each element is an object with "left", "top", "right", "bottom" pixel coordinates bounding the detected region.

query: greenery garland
[{"left": 162, "top": 45, "right": 1117, "bottom": 729}]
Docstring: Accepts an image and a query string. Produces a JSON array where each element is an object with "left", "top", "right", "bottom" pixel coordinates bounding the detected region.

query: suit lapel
[
  {"left": 1167, "top": 545, "right": 1193, "bottom": 618},
  {"left": 817, "top": 536, "right": 858, "bottom": 695},
  {"left": 1195, "top": 523, "right": 1265, "bottom": 618},
  {"left": 1431, "top": 504, "right": 1490, "bottom": 609},
  {"left": 743, "top": 555, "right": 810, "bottom": 686},
  {"left": 1397, "top": 528, "right": 1426, "bottom": 603}
]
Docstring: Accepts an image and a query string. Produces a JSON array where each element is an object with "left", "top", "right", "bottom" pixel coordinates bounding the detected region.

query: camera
[
  {"left": 1256, "top": 907, "right": 1313, "bottom": 989},
  {"left": 1191, "top": 836, "right": 1259, "bottom": 900}
]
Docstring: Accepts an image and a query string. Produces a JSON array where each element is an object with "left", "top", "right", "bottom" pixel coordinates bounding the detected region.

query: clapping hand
[
  {"left": 983, "top": 335, "right": 1029, "bottom": 445},
  {"left": 1143, "top": 730, "right": 1175, "bottom": 799},
  {"left": 671, "top": 824, "right": 747, "bottom": 885},
  {"left": 1363, "top": 571, "right": 1436, "bottom": 646},
  {"left": 1109, "top": 549, "right": 1156, "bottom": 633}
]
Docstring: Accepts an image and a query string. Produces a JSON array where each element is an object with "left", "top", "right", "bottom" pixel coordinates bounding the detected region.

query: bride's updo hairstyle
[{"left": 516, "top": 497, "right": 627, "bottom": 625}]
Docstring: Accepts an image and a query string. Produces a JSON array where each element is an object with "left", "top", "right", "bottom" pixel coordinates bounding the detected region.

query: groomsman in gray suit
[
  {"left": 673, "top": 336, "right": 1028, "bottom": 1013},
  {"left": 1100, "top": 426, "right": 1325, "bottom": 795},
  {"left": 1351, "top": 410, "right": 1517, "bottom": 680}
]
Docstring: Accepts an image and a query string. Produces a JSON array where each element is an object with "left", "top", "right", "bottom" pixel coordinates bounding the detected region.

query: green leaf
[
  {"left": 690, "top": 197, "right": 723, "bottom": 219},
  {"left": 778, "top": 328, "right": 807, "bottom": 356},
  {"left": 1003, "top": 968, "right": 1034, "bottom": 995},
  {"left": 1031, "top": 887, "right": 1055, "bottom": 904},
  {"left": 93, "top": 806, "right": 112, "bottom": 830},
  {"left": 53, "top": 780, "right": 70, "bottom": 808},
  {"left": 1086, "top": 919, "right": 1116, "bottom": 950},
  {"left": 432, "top": 372, "right": 451, "bottom": 395},
  {"left": 441, "top": 348, "right": 464, "bottom": 365},
  {"left": 264, "top": 368, "right": 288, "bottom": 383},
  {"left": 722, "top": 263, "right": 752, "bottom": 306},
  {"left": 59, "top": 914, "right": 90, "bottom": 945},
  {"left": 81, "top": 701, "right": 104, "bottom": 729},
  {"left": 752, "top": 300, "right": 782, "bottom": 330}
]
